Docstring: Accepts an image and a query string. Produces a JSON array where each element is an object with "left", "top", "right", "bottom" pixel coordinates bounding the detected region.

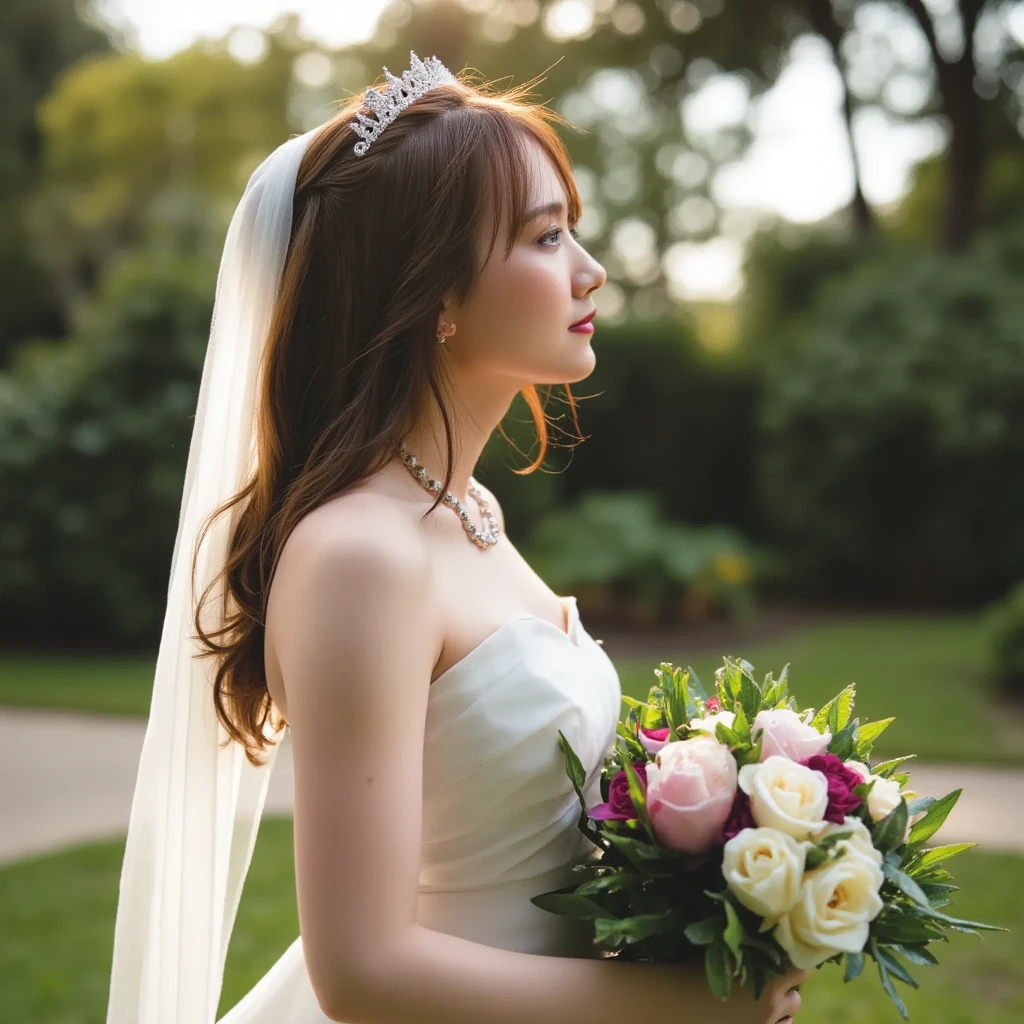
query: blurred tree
[
  {"left": 0, "top": 0, "right": 110, "bottom": 363},
  {"left": 28, "top": 22, "right": 315, "bottom": 323}
]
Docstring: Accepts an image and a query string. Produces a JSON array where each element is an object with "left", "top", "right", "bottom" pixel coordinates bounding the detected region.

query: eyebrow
[{"left": 525, "top": 200, "right": 567, "bottom": 222}]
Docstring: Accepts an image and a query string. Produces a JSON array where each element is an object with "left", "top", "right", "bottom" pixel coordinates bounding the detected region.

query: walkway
[{"left": 1, "top": 707, "right": 1022, "bottom": 866}]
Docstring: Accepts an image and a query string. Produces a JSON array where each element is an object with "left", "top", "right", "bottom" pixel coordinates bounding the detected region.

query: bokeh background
[{"left": 1, "top": 1, "right": 1023, "bottom": 1022}]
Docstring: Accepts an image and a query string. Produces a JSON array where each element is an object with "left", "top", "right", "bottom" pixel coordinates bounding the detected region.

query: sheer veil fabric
[{"left": 105, "top": 127, "right": 320, "bottom": 1024}]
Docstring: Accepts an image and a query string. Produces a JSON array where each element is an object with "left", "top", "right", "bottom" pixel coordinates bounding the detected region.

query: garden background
[{"left": 1, "top": 1, "right": 1023, "bottom": 1022}]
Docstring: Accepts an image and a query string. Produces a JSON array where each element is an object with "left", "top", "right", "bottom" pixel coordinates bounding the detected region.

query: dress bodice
[
  {"left": 219, "top": 595, "right": 622, "bottom": 1022},
  {"left": 420, "top": 595, "right": 621, "bottom": 891}
]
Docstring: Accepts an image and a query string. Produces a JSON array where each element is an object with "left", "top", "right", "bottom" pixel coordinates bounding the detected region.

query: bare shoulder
[
  {"left": 266, "top": 489, "right": 435, "bottom": 712},
  {"left": 470, "top": 476, "right": 505, "bottom": 532}
]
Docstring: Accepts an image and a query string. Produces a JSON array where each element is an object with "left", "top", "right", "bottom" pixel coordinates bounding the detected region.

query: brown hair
[{"left": 191, "top": 67, "right": 588, "bottom": 765}]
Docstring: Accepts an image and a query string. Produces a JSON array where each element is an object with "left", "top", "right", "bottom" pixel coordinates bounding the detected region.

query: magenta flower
[
  {"left": 705, "top": 696, "right": 723, "bottom": 713},
  {"left": 589, "top": 761, "right": 648, "bottom": 821},
  {"left": 639, "top": 726, "right": 671, "bottom": 755},
  {"left": 800, "top": 753, "right": 864, "bottom": 823},
  {"left": 718, "top": 789, "right": 756, "bottom": 843}
]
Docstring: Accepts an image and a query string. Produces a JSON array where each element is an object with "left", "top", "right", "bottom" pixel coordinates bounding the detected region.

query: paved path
[{"left": 2, "top": 707, "right": 1023, "bottom": 867}]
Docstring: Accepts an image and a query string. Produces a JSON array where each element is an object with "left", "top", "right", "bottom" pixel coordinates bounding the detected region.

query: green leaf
[
  {"left": 844, "top": 950, "right": 865, "bottom": 982},
  {"left": 906, "top": 843, "right": 977, "bottom": 874},
  {"left": 620, "top": 754, "right": 656, "bottom": 842},
  {"left": 684, "top": 914, "right": 723, "bottom": 946},
  {"left": 812, "top": 684, "right": 855, "bottom": 734},
  {"left": 872, "top": 755, "right": 916, "bottom": 778},
  {"left": 574, "top": 872, "right": 645, "bottom": 896},
  {"left": 907, "top": 789, "right": 961, "bottom": 848},
  {"left": 556, "top": 730, "right": 588, "bottom": 810},
  {"left": 705, "top": 940, "right": 732, "bottom": 1000},
  {"left": 872, "top": 797, "right": 909, "bottom": 853},
  {"left": 738, "top": 670, "right": 762, "bottom": 722},
  {"left": 687, "top": 666, "right": 709, "bottom": 705},
  {"left": 530, "top": 892, "right": 618, "bottom": 920},
  {"left": 891, "top": 943, "right": 939, "bottom": 967},
  {"left": 875, "top": 944, "right": 920, "bottom": 990},
  {"left": 856, "top": 717, "right": 895, "bottom": 758},
  {"left": 593, "top": 910, "right": 684, "bottom": 945},
  {"left": 871, "top": 939, "right": 910, "bottom": 1020},
  {"left": 827, "top": 718, "right": 859, "bottom": 761},
  {"left": 723, "top": 899, "right": 745, "bottom": 963},
  {"left": 905, "top": 796, "right": 936, "bottom": 818},
  {"left": 871, "top": 912, "right": 943, "bottom": 945},
  {"left": 601, "top": 831, "right": 669, "bottom": 873},
  {"left": 882, "top": 862, "right": 931, "bottom": 908}
]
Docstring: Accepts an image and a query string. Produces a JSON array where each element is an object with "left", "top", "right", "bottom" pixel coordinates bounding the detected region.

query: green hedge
[
  {"left": 0, "top": 252, "right": 212, "bottom": 647},
  {"left": 759, "top": 228, "right": 1024, "bottom": 604}
]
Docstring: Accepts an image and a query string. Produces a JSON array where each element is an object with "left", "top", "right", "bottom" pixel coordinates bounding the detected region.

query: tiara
[{"left": 350, "top": 51, "right": 458, "bottom": 157}]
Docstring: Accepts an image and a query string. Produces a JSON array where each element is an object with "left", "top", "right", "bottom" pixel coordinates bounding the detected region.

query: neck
[{"left": 399, "top": 370, "right": 520, "bottom": 502}]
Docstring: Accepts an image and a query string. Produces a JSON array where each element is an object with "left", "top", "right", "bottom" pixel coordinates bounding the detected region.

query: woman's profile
[{"left": 105, "top": 52, "right": 806, "bottom": 1024}]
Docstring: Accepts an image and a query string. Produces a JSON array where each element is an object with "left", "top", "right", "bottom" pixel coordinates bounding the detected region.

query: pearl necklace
[{"left": 398, "top": 440, "right": 501, "bottom": 549}]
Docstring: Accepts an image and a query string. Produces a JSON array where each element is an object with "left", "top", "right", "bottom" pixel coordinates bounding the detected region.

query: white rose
[
  {"left": 813, "top": 816, "right": 882, "bottom": 866},
  {"left": 723, "top": 827, "right": 808, "bottom": 927},
  {"left": 846, "top": 760, "right": 904, "bottom": 823},
  {"left": 688, "top": 710, "right": 737, "bottom": 735},
  {"left": 773, "top": 848, "right": 885, "bottom": 968},
  {"left": 738, "top": 756, "right": 830, "bottom": 839}
]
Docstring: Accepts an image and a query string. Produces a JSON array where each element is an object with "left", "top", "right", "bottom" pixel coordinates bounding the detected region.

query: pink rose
[
  {"left": 639, "top": 726, "right": 671, "bottom": 755},
  {"left": 588, "top": 761, "right": 648, "bottom": 822},
  {"left": 646, "top": 735, "right": 738, "bottom": 854},
  {"left": 801, "top": 754, "right": 863, "bottom": 823},
  {"left": 753, "top": 708, "right": 831, "bottom": 762}
]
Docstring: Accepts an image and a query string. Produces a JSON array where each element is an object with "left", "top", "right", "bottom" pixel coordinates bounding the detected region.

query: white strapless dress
[{"left": 218, "top": 595, "right": 622, "bottom": 1022}]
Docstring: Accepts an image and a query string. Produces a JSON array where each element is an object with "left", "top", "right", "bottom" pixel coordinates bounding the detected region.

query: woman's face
[{"left": 445, "top": 136, "right": 607, "bottom": 387}]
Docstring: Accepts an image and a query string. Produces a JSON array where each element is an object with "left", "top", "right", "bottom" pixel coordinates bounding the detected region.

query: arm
[{"left": 269, "top": 495, "right": 804, "bottom": 1024}]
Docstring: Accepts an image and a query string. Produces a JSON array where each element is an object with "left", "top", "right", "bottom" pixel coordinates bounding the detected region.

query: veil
[{"left": 105, "top": 125, "right": 320, "bottom": 1024}]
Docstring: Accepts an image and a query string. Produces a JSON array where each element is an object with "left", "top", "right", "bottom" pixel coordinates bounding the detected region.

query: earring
[{"left": 437, "top": 318, "right": 455, "bottom": 344}]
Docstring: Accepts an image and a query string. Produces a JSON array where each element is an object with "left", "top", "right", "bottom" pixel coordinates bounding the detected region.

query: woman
[{"left": 105, "top": 53, "right": 807, "bottom": 1024}]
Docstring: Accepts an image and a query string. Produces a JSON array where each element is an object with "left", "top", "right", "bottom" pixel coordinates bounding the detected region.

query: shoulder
[
  {"left": 266, "top": 491, "right": 435, "bottom": 679},
  {"left": 471, "top": 477, "right": 505, "bottom": 533}
]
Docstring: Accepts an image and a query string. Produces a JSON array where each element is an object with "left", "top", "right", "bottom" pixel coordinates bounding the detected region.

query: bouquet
[{"left": 532, "top": 658, "right": 1003, "bottom": 1019}]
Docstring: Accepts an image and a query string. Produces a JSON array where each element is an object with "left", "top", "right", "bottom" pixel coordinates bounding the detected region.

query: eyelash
[{"left": 540, "top": 226, "right": 580, "bottom": 246}]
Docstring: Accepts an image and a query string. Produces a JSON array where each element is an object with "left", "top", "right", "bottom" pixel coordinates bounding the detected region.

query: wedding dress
[{"left": 218, "top": 594, "right": 623, "bottom": 1022}]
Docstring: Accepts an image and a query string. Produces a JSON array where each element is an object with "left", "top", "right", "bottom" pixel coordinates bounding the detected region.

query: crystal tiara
[{"left": 350, "top": 51, "right": 458, "bottom": 157}]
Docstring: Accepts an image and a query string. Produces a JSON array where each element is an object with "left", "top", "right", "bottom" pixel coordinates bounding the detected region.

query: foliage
[
  {"left": 524, "top": 490, "right": 764, "bottom": 626},
  {"left": 758, "top": 226, "right": 1024, "bottom": 605},
  {"left": 536, "top": 659, "right": 1004, "bottom": 1018},
  {"left": 984, "top": 581, "right": 1024, "bottom": 697},
  {"left": 0, "top": 251, "right": 213, "bottom": 647}
]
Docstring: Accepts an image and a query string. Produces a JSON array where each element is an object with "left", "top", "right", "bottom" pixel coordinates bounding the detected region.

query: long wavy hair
[{"left": 191, "top": 68, "right": 588, "bottom": 765}]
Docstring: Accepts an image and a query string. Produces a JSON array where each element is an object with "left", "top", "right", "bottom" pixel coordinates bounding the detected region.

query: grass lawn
[
  {"left": 2, "top": 614, "right": 1022, "bottom": 764},
  {"left": 0, "top": 816, "right": 1019, "bottom": 1024},
  {"left": 616, "top": 615, "right": 1024, "bottom": 765}
]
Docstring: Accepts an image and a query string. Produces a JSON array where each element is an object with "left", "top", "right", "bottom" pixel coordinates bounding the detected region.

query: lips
[{"left": 569, "top": 309, "right": 596, "bottom": 329}]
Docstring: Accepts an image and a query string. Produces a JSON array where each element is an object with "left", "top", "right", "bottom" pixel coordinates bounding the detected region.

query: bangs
[{"left": 469, "top": 106, "right": 583, "bottom": 268}]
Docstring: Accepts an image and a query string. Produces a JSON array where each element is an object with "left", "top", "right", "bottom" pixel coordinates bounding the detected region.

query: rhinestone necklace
[{"left": 398, "top": 440, "right": 501, "bottom": 549}]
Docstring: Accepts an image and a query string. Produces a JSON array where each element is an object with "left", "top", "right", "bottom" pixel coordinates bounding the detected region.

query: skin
[{"left": 263, "top": 133, "right": 809, "bottom": 1023}]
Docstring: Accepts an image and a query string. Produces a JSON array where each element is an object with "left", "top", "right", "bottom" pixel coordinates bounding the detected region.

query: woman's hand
[{"left": 755, "top": 966, "right": 808, "bottom": 1024}]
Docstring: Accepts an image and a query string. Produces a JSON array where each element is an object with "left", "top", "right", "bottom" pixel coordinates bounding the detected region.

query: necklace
[{"left": 398, "top": 440, "right": 501, "bottom": 549}]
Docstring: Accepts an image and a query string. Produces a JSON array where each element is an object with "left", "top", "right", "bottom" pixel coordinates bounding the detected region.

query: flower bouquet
[{"left": 532, "top": 658, "right": 1004, "bottom": 1019}]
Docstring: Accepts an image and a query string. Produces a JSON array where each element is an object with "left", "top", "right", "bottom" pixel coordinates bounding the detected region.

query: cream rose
[
  {"left": 773, "top": 847, "right": 885, "bottom": 968},
  {"left": 738, "top": 756, "right": 830, "bottom": 839},
  {"left": 688, "top": 710, "right": 737, "bottom": 735},
  {"left": 753, "top": 708, "right": 831, "bottom": 762},
  {"left": 813, "top": 816, "right": 882, "bottom": 866},
  {"left": 846, "top": 761, "right": 903, "bottom": 823},
  {"left": 722, "top": 827, "right": 808, "bottom": 927}
]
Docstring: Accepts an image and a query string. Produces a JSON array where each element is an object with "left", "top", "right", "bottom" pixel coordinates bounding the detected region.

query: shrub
[
  {"left": 984, "top": 581, "right": 1024, "bottom": 696},
  {"left": 759, "top": 229, "right": 1024, "bottom": 605},
  {"left": 523, "top": 490, "right": 763, "bottom": 627},
  {"left": 0, "top": 251, "right": 213, "bottom": 647}
]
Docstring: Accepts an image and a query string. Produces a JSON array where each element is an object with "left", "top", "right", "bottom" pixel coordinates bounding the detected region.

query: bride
[{"left": 105, "top": 53, "right": 807, "bottom": 1024}]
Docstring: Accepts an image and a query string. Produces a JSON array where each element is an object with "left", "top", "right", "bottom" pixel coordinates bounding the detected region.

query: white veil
[{"left": 105, "top": 125, "right": 319, "bottom": 1024}]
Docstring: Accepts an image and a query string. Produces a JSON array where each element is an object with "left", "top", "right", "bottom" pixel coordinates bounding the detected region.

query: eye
[{"left": 539, "top": 225, "right": 581, "bottom": 246}]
